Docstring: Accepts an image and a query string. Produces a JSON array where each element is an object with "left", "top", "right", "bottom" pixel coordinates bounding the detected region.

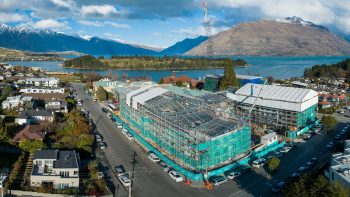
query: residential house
[
  {"left": 45, "top": 100, "right": 68, "bottom": 113},
  {"left": 25, "top": 77, "right": 59, "bottom": 87},
  {"left": 13, "top": 125, "right": 45, "bottom": 143},
  {"left": 16, "top": 110, "right": 54, "bottom": 125},
  {"left": 31, "top": 149, "right": 79, "bottom": 189},
  {"left": 20, "top": 87, "right": 65, "bottom": 94},
  {"left": 325, "top": 140, "right": 350, "bottom": 189},
  {"left": 319, "top": 101, "right": 331, "bottom": 109},
  {"left": 1, "top": 95, "right": 33, "bottom": 111}
]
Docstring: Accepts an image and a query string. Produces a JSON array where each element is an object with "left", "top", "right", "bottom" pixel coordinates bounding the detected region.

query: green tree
[
  {"left": 0, "top": 117, "right": 9, "bottom": 142},
  {"left": 283, "top": 175, "right": 308, "bottom": 197},
  {"left": 159, "top": 78, "right": 164, "bottom": 84},
  {"left": 19, "top": 140, "right": 45, "bottom": 153},
  {"left": 330, "top": 182, "right": 350, "bottom": 197},
  {"left": 321, "top": 115, "right": 337, "bottom": 133},
  {"left": 267, "top": 157, "right": 280, "bottom": 173},
  {"left": 219, "top": 60, "right": 239, "bottom": 91},
  {"left": 96, "top": 86, "right": 107, "bottom": 101},
  {"left": 175, "top": 81, "right": 184, "bottom": 87},
  {"left": 309, "top": 175, "right": 331, "bottom": 197},
  {"left": 75, "top": 134, "right": 94, "bottom": 154}
]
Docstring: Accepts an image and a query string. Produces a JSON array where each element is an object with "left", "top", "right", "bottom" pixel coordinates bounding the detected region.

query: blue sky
[{"left": 1, "top": 0, "right": 350, "bottom": 48}]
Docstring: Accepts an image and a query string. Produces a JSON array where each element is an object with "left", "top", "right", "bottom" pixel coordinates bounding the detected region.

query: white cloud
[
  {"left": 78, "top": 20, "right": 103, "bottom": 27},
  {"left": 50, "top": 0, "right": 76, "bottom": 9},
  {"left": 336, "top": 16, "right": 350, "bottom": 34},
  {"left": 105, "top": 21, "right": 131, "bottom": 29},
  {"left": 81, "top": 4, "right": 118, "bottom": 17},
  {"left": 33, "top": 19, "right": 70, "bottom": 30},
  {"left": 0, "top": 12, "right": 28, "bottom": 23}
]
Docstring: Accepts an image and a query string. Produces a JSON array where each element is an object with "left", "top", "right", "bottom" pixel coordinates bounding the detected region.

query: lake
[{"left": 6, "top": 56, "right": 349, "bottom": 82}]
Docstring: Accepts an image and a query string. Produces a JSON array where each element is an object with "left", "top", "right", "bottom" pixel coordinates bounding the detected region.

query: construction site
[
  {"left": 114, "top": 84, "right": 251, "bottom": 175},
  {"left": 228, "top": 83, "right": 319, "bottom": 137}
]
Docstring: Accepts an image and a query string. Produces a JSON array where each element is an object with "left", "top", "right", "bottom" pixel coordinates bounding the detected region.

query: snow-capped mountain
[
  {"left": 0, "top": 24, "right": 157, "bottom": 55},
  {"left": 275, "top": 16, "right": 329, "bottom": 30}
]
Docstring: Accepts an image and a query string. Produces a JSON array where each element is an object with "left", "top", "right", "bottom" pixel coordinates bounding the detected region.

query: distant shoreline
[{"left": 61, "top": 65, "right": 248, "bottom": 71}]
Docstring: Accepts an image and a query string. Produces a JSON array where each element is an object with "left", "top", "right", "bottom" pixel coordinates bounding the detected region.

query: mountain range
[
  {"left": 0, "top": 17, "right": 350, "bottom": 56},
  {"left": 187, "top": 16, "right": 350, "bottom": 56}
]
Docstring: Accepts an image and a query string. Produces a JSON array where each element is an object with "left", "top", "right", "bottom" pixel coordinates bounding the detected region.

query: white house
[
  {"left": 260, "top": 132, "right": 278, "bottom": 146},
  {"left": 45, "top": 100, "right": 68, "bottom": 113},
  {"left": 25, "top": 77, "right": 59, "bottom": 87},
  {"left": 19, "top": 87, "right": 65, "bottom": 94},
  {"left": 1, "top": 95, "right": 33, "bottom": 110},
  {"left": 31, "top": 149, "right": 80, "bottom": 189},
  {"left": 16, "top": 110, "right": 54, "bottom": 125}
]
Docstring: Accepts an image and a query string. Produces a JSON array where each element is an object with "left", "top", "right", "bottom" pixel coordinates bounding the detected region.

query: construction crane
[
  {"left": 203, "top": 0, "right": 214, "bottom": 57},
  {"left": 247, "top": 79, "right": 268, "bottom": 126}
]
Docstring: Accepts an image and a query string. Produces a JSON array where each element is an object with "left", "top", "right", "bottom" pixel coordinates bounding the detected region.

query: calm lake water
[{"left": 6, "top": 56, "right": 349, "bottom": 82}]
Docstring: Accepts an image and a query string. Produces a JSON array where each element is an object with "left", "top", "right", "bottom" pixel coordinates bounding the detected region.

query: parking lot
[{"left": 74, "top": 83, "right": 350, "bottom": 197}]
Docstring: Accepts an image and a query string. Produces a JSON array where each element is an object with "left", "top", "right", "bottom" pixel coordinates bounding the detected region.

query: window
[{"left": 74, "top": 171, "right": 78, "bottom": 175}]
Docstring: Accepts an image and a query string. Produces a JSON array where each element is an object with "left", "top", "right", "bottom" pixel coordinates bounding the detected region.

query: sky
[{"left": 1, "top": 0, "right": 350, "bottom": 49}]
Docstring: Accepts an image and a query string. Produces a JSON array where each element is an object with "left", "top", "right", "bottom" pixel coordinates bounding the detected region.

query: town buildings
[
  {"left": 31, "top": 149, "right": 80, "bottom": 189},
  {"left": 13, "top": 125, "right": 45, "bottom": 143},
  {"left": 204, "top": 74, "right": 263, "bottom": 92},
  {"left": 1, "top": 95, "right": 32, "bottom": 110}
]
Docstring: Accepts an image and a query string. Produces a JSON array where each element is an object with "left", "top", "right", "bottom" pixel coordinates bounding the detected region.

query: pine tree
[{"left": 219, "top": 59, "right": 239, "bottom": 91}]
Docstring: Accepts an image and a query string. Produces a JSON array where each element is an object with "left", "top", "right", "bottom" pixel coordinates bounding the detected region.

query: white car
[
  {"left": 148, "top": 152, "right": 160, "bottom": 162},
  {"left": 118, "top": 174, "right": 131, "bottom": 187},
  {"left": 279, "top": 147, "right": 292, "bottom": 154},
  {"left": 117, "top": 123, "right": 122, "bottom": 128},
  {"left": 252, "top": 158, "right": 266, "bottom": 168},
  {"left": 211, "top": 176, "right": 228, "bottom": 186},
  {"left": 122, "top": 128, "right": 128, "bottom": 135},
  {"left": 126, "top": 133, "right": 135, "bottom": 141},
  {"left": 227, "top": 171, "right": 241, "bottom": 179},
  {"left": 168, "top": 170, "right": 183, "bottom": 182}
]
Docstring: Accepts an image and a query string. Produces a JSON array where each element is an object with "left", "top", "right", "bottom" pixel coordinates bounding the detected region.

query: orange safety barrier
[{"left": 205, "top": 180, "right": 213, "bottom": 190}]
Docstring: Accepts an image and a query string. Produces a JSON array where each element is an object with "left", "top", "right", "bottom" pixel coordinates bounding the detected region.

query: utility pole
[{"left": 128, "top": 170, "right": 132, "bottom": 197}]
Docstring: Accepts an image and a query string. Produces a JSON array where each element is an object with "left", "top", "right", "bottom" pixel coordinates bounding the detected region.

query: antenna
[{"left": 203, "top": 0, "right": 214, "bottom": 57}]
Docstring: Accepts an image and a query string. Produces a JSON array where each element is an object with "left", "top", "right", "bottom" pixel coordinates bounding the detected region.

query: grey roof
[
  {"left": 34, "top": 149, "right": 58, "bottom": 160},
  {"left": 18, "top": 109, "right": 52, "bottom": 119},
  {"left": 33, "top": 149, "right": 79, "bottom": 169},
  {"left": 54, "top": 150, "right": 79, "bottom": 169}
]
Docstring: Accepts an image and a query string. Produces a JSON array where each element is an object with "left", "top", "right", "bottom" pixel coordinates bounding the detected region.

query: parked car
[
  {"left": 159, "top": 161, "right": 169, "bottom": 172},
  {"left": 126, "top": 133, "right": 135, "bottom": 141},
  {"left": 122, "top": 128, "right": 128, "bottom": 135},
  {"left": 326, "top": 142, "right": 334, "bottom": 148},
  {"left": 297, "top": 166, "right": 306, "bottom": 173},
  {"left": 274, "top": 151, "right": 285, "bottom": 158},
  {"left": 334, "top": 134, "right": 341, "bottom": 140},
  {"left": 119, "top": 174, "right": 131, "bottom": 187},
  {"left": 272, "top": 182, "right": 285, "bottom": 193},
  {"left": 98, "top": 142, "right": 106, "bottom": 149},
  {"left": 115, "top": 165, "right": 126, "bottom": 176},
  {"left": 95, "top": 134, "right": 102, "bottom": 142},
  {"left": 226, "top": 171, "right": 241, "bottom": 180},
  {"left": 302, "top": 133, "right": 311, "bottom": 140},
  {"left": 210, "top": 176, "right": 228, "bottom": 187},
  {"left": 148, "top": 152, "right": 160, "bottom": 162},
  {"left": 279, "top": 147, "right": 292, "bottom": 154},
  {"left": 117, "top": 123, "right": 122, "bottom": 128},
  {"left": 102, "top": 107, "right": 108, "bottom": 113},
  {"left": 168, "top": 170, "right": 183, "bottom": 182},
  {"left": 252, "top": 158, "right": 266, "bottom": 168}
]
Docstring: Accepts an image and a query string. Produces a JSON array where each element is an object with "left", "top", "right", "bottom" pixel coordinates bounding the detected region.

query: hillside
[
  {"left": 0, "top": 24, "right": 157, "bottom": 55},
  {"left": 187, "top": 17, "right": 350, "bottom": 56},
  {"left": 160, "top": 36, "right": 208, "bottom": 55},
  {"left": 304, "top": 58, "right": 350, "bottom": 78},
  {"left": 0, "top": 47, "right": 24, "bottom": 56},
  {"left": 64, "top": 55, "right": 247, "bottom": 70}
]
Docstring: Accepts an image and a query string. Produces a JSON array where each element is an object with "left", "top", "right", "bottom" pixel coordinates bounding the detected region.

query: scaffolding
[{"left": 118, "top": 90, "right": 251, "bottom": 173}]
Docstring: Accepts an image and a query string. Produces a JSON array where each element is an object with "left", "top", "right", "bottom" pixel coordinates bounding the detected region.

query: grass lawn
[{"left": 48, "top": 74, "right": 81, "bottom": 83}]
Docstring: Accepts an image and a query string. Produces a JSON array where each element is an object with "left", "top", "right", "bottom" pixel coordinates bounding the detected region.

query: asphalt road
[{"left": 73, "top": 83, "right": 350, "bottom": 197}]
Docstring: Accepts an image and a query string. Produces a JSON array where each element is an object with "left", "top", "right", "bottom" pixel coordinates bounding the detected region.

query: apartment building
[{"left": 25, "top": 77, "right": 59, "bottom": 87}]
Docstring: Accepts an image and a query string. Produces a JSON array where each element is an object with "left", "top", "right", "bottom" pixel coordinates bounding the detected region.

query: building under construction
[
  {"left": 228, "top": 83, "right": 318, "bottom": 131},
  {"left": 115, "top": 84, "right": 251, "bottom": 173}
]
